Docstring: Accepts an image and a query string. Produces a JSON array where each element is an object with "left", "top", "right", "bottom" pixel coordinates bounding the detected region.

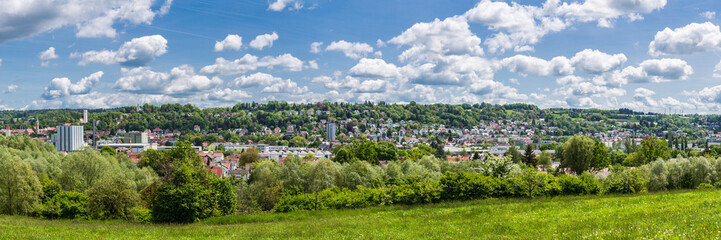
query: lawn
[{"left": 2, "top": 189, "right": 721, "bottom": 239}]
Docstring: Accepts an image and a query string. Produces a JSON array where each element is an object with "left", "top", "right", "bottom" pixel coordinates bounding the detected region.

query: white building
[
  {"left": 53, "top": 125, "right": 84, "bottom": 152},
  {"left": 326, "top": 123, "right": 337, "bottom": 141}
]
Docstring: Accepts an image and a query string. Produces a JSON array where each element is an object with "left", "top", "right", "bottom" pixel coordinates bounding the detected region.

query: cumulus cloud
[
  {"left": 262, "top": 79, "right": 308, "bottom": 94},
  {"left": 204, "top": 88, "right": 251, "bottom": 102},
  {"left": 249, "top": 32, "right": 279, "bottom": 50},
  {"left": 214, "top": 34, "right": 243, "bottom": 52},
  {"left": 649, "top": 22, "right": 721, "bottom": 56},
  {"left": 570, "top": 49, "right": 627, "bottom": 74},
  {"left": 555, "top": 75, "right": 626, "bottom": 99},
  {"left": 618, "top": 58, "right": 694, "bottom": 83},
  {"left": 555, "top": 0, "right": 666, "bottom": 27},
  {"left": 463, "top": 0, "right": 665, "bottom": 53},
  {"left": 501, "top": 55, "right": 573, "bottom": 76},
  {"left": 2, "top": 84, "right": 18, "bottom": 94},
  {"left": 114, "top": 65, "right": 223, "bottom": 96},
  {"left": 232, "top": 72, "right": 283, "bottom": 88},
  {"left": 268, "top": 0, "right": 303, "bottom": 11},
  {"left": 310, "top": 42, "right": 323, "bottom": 53},
  {"left": 39, "top": 47, "right": 58, "bottom": 61},
  {"left": 715, "top": 60, "right": 721, "bottom": 78},
  {"left": 325, "top": 40, "right": 374, "bottom": 59},
  {"left": 200, "top": 53, "right": 304, "bottom": 75},
  {"left": 389, "top": 16, "right": 483, "bottom": 62},
  {"left": 39, "top": 46, "right": 59, "bottom": 67},
  {"left": 701, "top": 11, "right": 716, "bottom": 20},
  {"left": 348, "top": 58, "right": 400, "bottom": 78},
  {"left": 0, "top": 0, "right": 173, "bottom": 42},
  {"left": 42, "top": 71, "right": 104, "bottom": 99},
  {"left": 464, "top": 0, "right": 566, "bottom": 53},
  {"left": 74, "top": 35, "right": 168, "bottom": 66}
]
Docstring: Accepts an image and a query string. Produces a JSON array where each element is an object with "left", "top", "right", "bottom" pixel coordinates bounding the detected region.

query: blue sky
[{"left": 0, "top": 0, "right": 720, "bottom": 113}]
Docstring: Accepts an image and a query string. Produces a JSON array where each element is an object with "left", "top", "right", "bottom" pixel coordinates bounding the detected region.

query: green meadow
[{"left": 2, "top": 189, "right": 721, "bottom": 239}]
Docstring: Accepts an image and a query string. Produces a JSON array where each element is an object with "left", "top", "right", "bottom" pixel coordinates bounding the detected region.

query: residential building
[
  {"left": 53, "top": 125, "right": 84, "bottom": 152},
  {"left": 326, "top": 123, "right": 336, "bottom": 141}
]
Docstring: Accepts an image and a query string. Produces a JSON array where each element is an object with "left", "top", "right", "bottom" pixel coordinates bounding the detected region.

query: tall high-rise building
[
  {"left": 83, "top": 109, "right": 88, "bottom": 123},
  {"left": 326, "top": 123, "right": 336, "bottom": 141},
  {"left": 126, "top": 131, "right": 149, "bottom": 144},
  {"left": 52, "top": 125, "right": 84, "bottom": 152}
]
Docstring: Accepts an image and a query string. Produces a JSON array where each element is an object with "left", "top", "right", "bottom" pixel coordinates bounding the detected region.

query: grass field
[{"left": 2, "top": 189, "right": 721, "bottom": 239}]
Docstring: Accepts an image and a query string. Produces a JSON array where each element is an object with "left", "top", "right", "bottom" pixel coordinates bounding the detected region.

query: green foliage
[
  {"left": 0, "top": 156, "right": 42, "bottom": 215},
  {"left": 41, "top": 178, "right": 61, "bottom": 203},
  {"left": 562, "top": 135, "right": 596, "bottom": 174},
  {"left": 640, "top": 137, "right": 670, "bottom": 164},
  {"left": 504, "top": 146, "right": 522, "bottom": 164},
  {"left": 100, "top": 146, "right": 117, "bottom": 157},
  {"left": 86, "top": 177, "right": 139, "bottom": 220},
  {"left": 248, "top": 160, "right": 283, "bottom": 211},
  {"left": 591, "top": 140, "right": 610, "bottom": 169},
  {"left": 522, "top": 144, "right": 536, "bottom": 167},
  {"left": 537, "top": 151, "right": 552, "bottom": 169},
  {"left": 40, "top": 191, "right": 88, "bottom": 219},
  {"left": 439, "top": 171, "right": 501, "bottom": 200},
  {"left": 604, "top": 167, "right": 646, "bottom": 194},
  {"left": 240, "top": 148, "right": 261, "bottom": 165},
  {"left": 697, "top": 183, "right": 714, "bottom": 190},
  {"left": 556, "top": 173, "right": 600, "bottom": 195}
]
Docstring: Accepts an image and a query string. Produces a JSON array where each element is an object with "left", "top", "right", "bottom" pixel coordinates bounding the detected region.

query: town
[{"left": 6, "top": 103, "right": 717, "bottom": 180}]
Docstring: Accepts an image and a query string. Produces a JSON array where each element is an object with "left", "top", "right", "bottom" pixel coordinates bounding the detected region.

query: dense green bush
[
  {"left": 86, "top": 177, "right": 139, "bottom": 220},
  {"left": 605, "top": 167, "right": 646, "bottom": 194},
  {"left": 440, "top": 171, "right": 501, "bottom": 200},
  {"left": 40, "top": 191, "right": 88, "bottom": 219},
  {"left": 389, "top": 176, "right": 442, "bottom": 204},
  {"left": 557, "top": 172, "right": 601, "bottom": 195}
]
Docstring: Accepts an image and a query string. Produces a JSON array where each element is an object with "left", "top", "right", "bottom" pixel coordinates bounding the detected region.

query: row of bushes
[{"left": 272, "top": 168, "right": 631, "bottom": 212}]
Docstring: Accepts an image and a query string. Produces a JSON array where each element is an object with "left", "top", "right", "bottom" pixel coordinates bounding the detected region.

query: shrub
[
  {"left": 698, "top": 183, "right": 714, "bottom": 190},
  {"left": 557, "top": 172, "right": 600, "bottom": 195},
  {"left": 390, "top": 176, "right": 442, "bottom": 204},
  {"left": 439, "top": 171, "right": 501, "bottom": 200},
  {"left": 131, "top": 207, "right": 152, "bottom": 223},
  {"left": 86, "top": 177, "right": 139, "bottom": 220},
  {"left": 273, "top": 192, "right": 315, "bottom": 213},
  {"left": 41, "top": 178, "right": 61, "bottom": 203},
  {"left": 604, "top": 167, "right": 646, "bottom": 194},
  {"left": 40, "top": 191, "right": 88, "bottom": 219}
]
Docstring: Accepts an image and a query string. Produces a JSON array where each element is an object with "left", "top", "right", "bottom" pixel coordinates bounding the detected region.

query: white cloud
[
  {"left": 0, "top": 0, "right": 173, "bottom": 42},
  {"left": 42, "top": 71, "right": 104, "bottom": 99},
  {"left": 501, "top": 55, "right": 573, "bottom": 76},
  {"left": 262, "top": 79, "right": 308, "bottom": 94},
  {"left": 2, "top": 84, "right": 18, "bottom": 94},
  {"left": 714, "top": 60, "right": 721, "bottom": 78},
  {"left": 701, "top": 11, "right": 716, "bottom": 20},
  {"left": 214, "top": 34, "right": 243, "bottom": 52},
  {"left": 232, "top": 72, "right": 283, "bottom": 88},
  {"left": 349, "top": 58, "right": 400, "bottom": 78},
  {"left": 353, "top": 79, "right": 387, "bottom": 93},
  {"left": 310, "top": 42, "right": 323, "bottom": 53},
  {"left": 326, "top": 40, "right": 374, "bottom": 59},
  {"left": 618, "top": 58, "right": 694, "bottom": 83},
  {"left": 114, "top": 65, "right": 223, "bottom": 96},
  {"left": 249, "top": 32, "right": 279, "bottom": 50},
  {"left": 649, "top": 22, "right": 721, "bottom": 56},
  {"left": 570, "top": 49, "right": 627, "bottom": 74},
  {"left": 555, "top": 75, "right": 626, "bottom": 98},
  {"left": 464, "top": 0, "right": 566, "bottom": 53},
  {"left": 74, "top": 35, "right": 168, "bottom": 66},
  {"left": 389, "top": 16, "right": 483, "bottom": 62},
  {"left": 307, "top": 60, "right": 319, "bottom": 70},
  {"left": 0, "top": 58, "right": 2, "bottom": 67},
  {"left": 39, "top": 47, "right": 58, "bottom": 61},
  {"left": 555, "top": 0, "right": 666, "bottom": 27},
  {"left": 200, "top": 53, "right": 304, "bottom": 75},
  {"left": 463, "top": 0, "right": 665, "bottom": 53},
  {"left": 205, "top": 88, "right": 251, "bottom": 102},
  {"left": 268, "top": 0, "right": 303, "bottom": 11},
  {"left": 39, "top": 46, "right": 59, "bottom": 67}
]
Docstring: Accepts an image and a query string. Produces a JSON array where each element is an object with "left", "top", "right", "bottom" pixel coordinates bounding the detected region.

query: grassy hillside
[{"left": 2, "top": 189, "right": 720, "bottom": 239}]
